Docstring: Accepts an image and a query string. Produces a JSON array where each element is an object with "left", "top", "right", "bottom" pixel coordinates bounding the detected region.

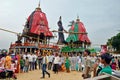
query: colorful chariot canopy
[
  {"left": 66, "top": 17, "right": 90, "bottom": 43},
  {"left": 25, "top": 3, "right": 53, "bottom": 37}
]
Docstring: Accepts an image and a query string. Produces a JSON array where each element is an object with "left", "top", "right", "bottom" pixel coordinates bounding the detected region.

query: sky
[{"left": 0, "top": 0, "right": 120, "bottom": 49}]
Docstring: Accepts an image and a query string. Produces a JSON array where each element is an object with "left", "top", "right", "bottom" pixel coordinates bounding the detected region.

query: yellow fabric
[{"left": 5, "top": 56, "right": 12, "bottom": 69}]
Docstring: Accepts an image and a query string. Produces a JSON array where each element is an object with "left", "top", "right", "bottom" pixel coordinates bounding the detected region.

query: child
[
  {"left": 61, "top": 63, "right": 66, "bottom": 72},
  {"left": 20, "top": 56, "right": 24, "bottom": 73},
  {"left": 24, "top": 57, "right": 29, "bottom": 72},
  {"left": 10, "top": 60, "right": 17, "bottom": 79},
  {"left": 10, "top": 60, "right": 16, "bottom": 72}
]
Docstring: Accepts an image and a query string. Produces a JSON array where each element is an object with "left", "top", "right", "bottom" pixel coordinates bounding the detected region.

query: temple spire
[
  {"left": 36, "top": 0, "right": 41, "bottom": 11},
  {"left": 38, "top": 0, "right": 40, "bottom": 8},
  {"left": 76, "top": 15, "right": 80, "bottom": 22}
]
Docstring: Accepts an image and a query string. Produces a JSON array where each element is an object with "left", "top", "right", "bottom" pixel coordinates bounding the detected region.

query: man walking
[{"left": 41, "top": 53, "right": 50, "bottom": 78}]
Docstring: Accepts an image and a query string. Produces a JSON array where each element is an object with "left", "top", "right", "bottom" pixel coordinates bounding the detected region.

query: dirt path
[{"left": 17, "top": 70, "right": 83, "bottom": 80}]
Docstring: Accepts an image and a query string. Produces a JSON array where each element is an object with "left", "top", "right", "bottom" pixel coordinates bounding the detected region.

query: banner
[{"left": 101, "top": 45, "right": 107, "bottom": 54}]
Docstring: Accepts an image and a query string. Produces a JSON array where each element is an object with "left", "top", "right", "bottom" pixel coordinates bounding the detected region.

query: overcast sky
[{"left": 0, "top": 0, "right": 120, "bottom": 49}]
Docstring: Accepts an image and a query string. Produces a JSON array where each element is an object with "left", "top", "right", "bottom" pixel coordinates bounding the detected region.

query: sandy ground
[{"left": 17, "top": 70, "right": 84, "bottom": 80}]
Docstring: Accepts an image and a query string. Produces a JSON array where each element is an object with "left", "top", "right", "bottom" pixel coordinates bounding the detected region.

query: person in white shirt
[
  {"left": 71, "top": 54, "right": 77, "bottom": 71},
  {"left": 34, "top": 53, "right": 38, "bottom": 69},
  {"left": 32, "top": 53, "right": 37, "bottom": 70},
  {"left": 53, "top": 53, "right": 60, "bottom": 74},
  {"left": 60, "top": 55, "right": 65, "bottom": 66},
  {"left": 28, "top": 53, "right": 33, "bottom": 71},
  {"left": 23, "top": 52, "right": 28, "bottom": 60},
  {"left": 41, "top": 53, "right": 50, "bottom": 78},
  {"left": 82, "top": 49, "right": 92, "bottom": 79},
  {"left": 48, "top": 54, "right": 54, "bottom": 70},
  {"left": 77, "top": 53, "right": 82, "bottom": 71}
]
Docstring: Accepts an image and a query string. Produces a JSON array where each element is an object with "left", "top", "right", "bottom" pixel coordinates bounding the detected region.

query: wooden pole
[
  {"left": 52, "top": 30, "right": 87, "bottom": 34},
  {"left": 0, "top": 27, "right": 19, "bottom": 35}
]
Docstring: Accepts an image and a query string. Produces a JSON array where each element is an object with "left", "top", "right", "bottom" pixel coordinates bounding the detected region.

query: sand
[{"left": 17, "top": 70, "right": 84, "bottom": 80}]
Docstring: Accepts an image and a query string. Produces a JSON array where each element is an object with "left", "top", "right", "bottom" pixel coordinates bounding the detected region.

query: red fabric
[
  {"left": 28, "top": 10, "right": 53, "bottom": 37},
  {"left": 77, "top": 22, "right": 90, "bottom": 42},
  {"left": 79, "top": 35, "right": 90, "bottom": 42},
  {"left": 71, "top": 25, "right": 74, "bottom": 30},
  {"left": 78, "top": 22, "right": 86, "bottom": 33}
]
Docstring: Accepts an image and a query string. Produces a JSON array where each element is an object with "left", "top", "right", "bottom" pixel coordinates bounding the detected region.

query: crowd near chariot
[{"left": 0, "top": 1, "right": 120, "bottom": 80}]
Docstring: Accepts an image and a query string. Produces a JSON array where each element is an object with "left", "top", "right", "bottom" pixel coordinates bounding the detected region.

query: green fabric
[
  {"left": 89, "top": 48, "right": 96, "bottom": 53},
  {"left": 66, "top": 23, "right": 78, "bottom": 42},
  {"left": 20, "top": 59, "right": 24, "bottom": 66},
  {"left": 65, "top": 58, "right": 70, "bottom": 69},
  {"left": 61, "top": 46, "right": 71, "bottom": 52},
  {"left": 61, "top": 46, "right": 85, "bottom": 52},
  {"left": 99, "top": 66, "right": 112, "bottom": 75},
  {"left": 66, "top": 34, "right": 77, "bottom": 42},
  {"left": 74, "top": 23, "right": 79, "bottom": 41}
]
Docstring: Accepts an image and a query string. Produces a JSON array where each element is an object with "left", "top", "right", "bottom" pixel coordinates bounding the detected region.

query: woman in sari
[
  {"left": 65, "top": 56, "right": 70, "bottom": 73},
  {"left": 15, "top": 52, "right": 21, "bottom": 73}
]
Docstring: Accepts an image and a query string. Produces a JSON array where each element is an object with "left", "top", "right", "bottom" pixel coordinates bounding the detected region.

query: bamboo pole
[
  {"left": 0, "top": 27, "right": 56, "bottom": 44},
  {"left": 52, "top": 30, "right": 87, "bottom": 34},
  {"left": 0, "top": 27, "right": 19, "bottom": 35},
  {"left": 0, "top": 27, "right": 87, "bottom": 44}
]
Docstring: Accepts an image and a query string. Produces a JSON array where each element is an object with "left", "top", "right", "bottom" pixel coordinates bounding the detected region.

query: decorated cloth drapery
[
  {"left": 66, "top": 19, "right": 90, "bottom": 43},
  {"left": 26, "top": 9, "right": 53, "bottom": 37}
]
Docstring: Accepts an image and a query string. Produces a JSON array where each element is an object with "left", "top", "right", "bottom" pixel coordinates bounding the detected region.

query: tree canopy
[{"left": 107, "top": 33, "right": 120, "bottom": 52}]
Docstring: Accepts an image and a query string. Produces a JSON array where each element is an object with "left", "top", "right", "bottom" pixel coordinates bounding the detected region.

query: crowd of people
[{"left": 0, "top": 49, "right": 120, "bottom": 79}]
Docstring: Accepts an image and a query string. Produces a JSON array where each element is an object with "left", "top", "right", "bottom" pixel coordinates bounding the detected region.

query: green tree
[{"left": 107, "top": 33, "right": 120, "bottom": 52}]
